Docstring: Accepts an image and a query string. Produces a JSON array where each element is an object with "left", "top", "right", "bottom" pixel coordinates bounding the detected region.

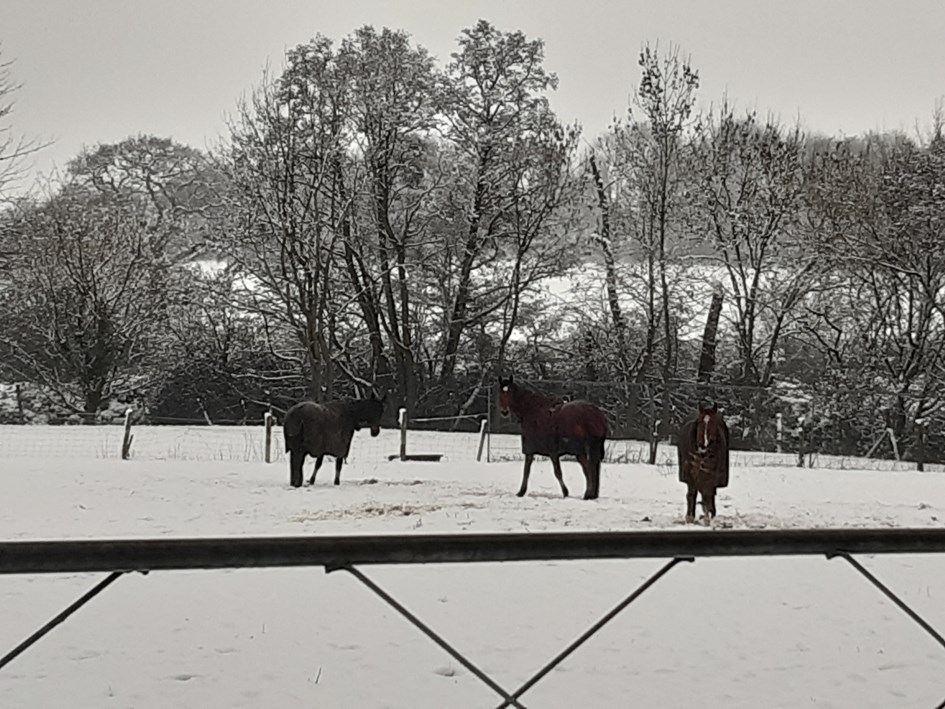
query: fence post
[
  {"left": 795, "top": 415, "right": 806, "bottom": 468},
  {"left": 476, "top": 417, "right": 488, "bottom": 462},
  {"left": 486, "top": 385, "right": 493, "bottom": 463},
  {"left": 398, "top": 407, "right": 407, "bottom": 461},
  {"left": 121, "top": 408, "right": 134, "bottom": 460},
  {"left": 264, "top": 412, "right": 274, "bottom": 464},
  {"left": 775, "top": 413, "right": 782, "bottom": 454},
  {"left": 916, "top": 419, "right": 926, "bottom": 472}
]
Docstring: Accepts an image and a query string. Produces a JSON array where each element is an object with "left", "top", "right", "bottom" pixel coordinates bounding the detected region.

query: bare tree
[
  {"left": 0, "top": 45, "right": 48, "bottom": 203},
  {"left": 335, "top": 26, "right": 441, "bottom": 412},
  {"left": 0, "top": 189, "right": 169, "bottom": 415},
  {"left": 595, "top": 42, "right": 699, "bottom": 462},
  {"left": 217, "top": 40, "right": 356, "bottom": 401},
  {"left": 690, "top": 104, "right": 814, "bottom": 386},
  {"left": 437, "top": 20, "right": 573, "bottom": 385},
  {"left": 807, "top": 130, "right": 945, "bottom": 446},
  {"left": 66, "top": 135, "right": 218, "bottom": 261}
]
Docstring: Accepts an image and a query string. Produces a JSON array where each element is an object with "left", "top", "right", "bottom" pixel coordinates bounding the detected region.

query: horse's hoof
[
  {"left": 515, "top": 490, "right": 526, "bottom": 498},
  {"left": 561, "top": 489, "right": 569, "bottom": 498},
  {"left": 685, "top": 515, "right": 695, "bottom": 523}
]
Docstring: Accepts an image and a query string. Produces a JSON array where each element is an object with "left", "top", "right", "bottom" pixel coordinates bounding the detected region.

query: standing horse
[
  {"left": 497, "top": 375, "right": 609, "bottom": 500},
  {"left": 676, "top": 402, "right": 730, "bottom": 524},
  {"left": 283, "top": 393, "right": 386, "bottom": 488}
]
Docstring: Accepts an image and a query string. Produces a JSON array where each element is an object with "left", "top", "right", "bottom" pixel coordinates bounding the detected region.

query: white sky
[{"left": 2, "top": 0, "right": 944, "bottom": 192}]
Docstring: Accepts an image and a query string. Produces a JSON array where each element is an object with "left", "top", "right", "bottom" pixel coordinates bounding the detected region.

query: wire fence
[
  {"left": 1, "top": 419, "right": 942, "bottom": 473},
  {"left": 2, "top": 377, "right": 944, "bottom": 472}
]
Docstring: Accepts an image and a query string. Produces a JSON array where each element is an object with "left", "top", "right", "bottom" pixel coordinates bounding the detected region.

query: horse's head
[
  {"left": 356, "top": 391, "right": 386, "bottom": 437},
  {"left": 695, "top": 402, "right": 725, "bottom": 455},
  {"left": 497, "top": 374, "right": 516, "bottom": 417}
]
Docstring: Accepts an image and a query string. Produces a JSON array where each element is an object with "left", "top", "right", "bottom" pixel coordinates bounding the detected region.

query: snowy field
[{"left": 1, "top": 427, "right": 944, "bottom": 708}]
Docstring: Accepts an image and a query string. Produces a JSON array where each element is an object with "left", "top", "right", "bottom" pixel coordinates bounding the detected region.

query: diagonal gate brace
[
  {"left": 828, "top": 552, "right": 945, "bottom": 709},
  {"left": 495, "top": 556, "right": 693, "bottom": 709},
  {"left": 328, "top": 563, "right": 527, "bottom": 708},
  {"left": 0, "top": 571, "right": 126, "bottom": 671}
]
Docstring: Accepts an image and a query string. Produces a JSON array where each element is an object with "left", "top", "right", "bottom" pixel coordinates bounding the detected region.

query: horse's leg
[
  {"left": 705, "top": 487, "right": 717, "bottom": 520},
  {"left": 587, "top": 444, "right": 602, "bottom": 500},
  {"left": 550, "top": 455, "right": 569, "bottom": 498},
  {"left": 289, "top": 449, "right": 306, "bottom": 488},
  {"left": 699, "top": 488, "right": 712, "bottom": 526},
  {"left": 307, "top": 455, "right": 324, "bottom": 485},
  {"left": 685, "top": 483, "right": 697, "bottom": 523},
  {"left": 578, "top": 454, "right": 597, "bottom": 500},
  {"left": 334, "top": 457, "right": 344, "bottom": 486},
  {"left": 516, "top": 454, "right": 534, "bottom": 497}
]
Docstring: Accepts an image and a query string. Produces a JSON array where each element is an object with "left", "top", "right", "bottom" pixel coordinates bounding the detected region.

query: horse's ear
[{"left": 709, "top": 402, "right": 718, "bottom": 413}]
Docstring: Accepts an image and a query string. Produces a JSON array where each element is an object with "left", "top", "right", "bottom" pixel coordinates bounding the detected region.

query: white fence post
[
  {"left": 398, "top": 407, "right": 407, "bottom": 461},
  {"left": 476, "top": 417, "right": 488, "bottom": 462},
  {"left": 264, "top": 412, "right": 274, "bottom": 463},
  {"left": 775, "top": 413, "right": 782, "bottom": 454}
]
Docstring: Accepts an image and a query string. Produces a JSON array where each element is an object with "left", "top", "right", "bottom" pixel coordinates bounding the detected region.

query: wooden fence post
[
  {"left": 121, "top": 408, "right": 134, "bottom": 460},
  {"left": 264, "top": 412, "right": 274, "bottom": 464},
  {"left": 476, "top": 417, "right": 488, "bottom": 462},
  {"left": 916, "top": 419, "right": 926, "bottom": 472},
  {"left": 398, "top": 408, "right": 407, "bottom": 461},
  {"left": 775, "top": 413, "right": 782, "bottom": 454},
  {"left": 795, "top": 415, "right": 806, "bottom": 468}
]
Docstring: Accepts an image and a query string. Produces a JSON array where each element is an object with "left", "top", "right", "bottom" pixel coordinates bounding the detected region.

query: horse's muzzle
[
  {"left": 370, "top": 426, "right": 380, "bottom": 437},
  {"left": 697, "top": 446, "right": 708, "bottom": 455},
  {"left": 499, "top": 407, "right": 509, "bottom": 417}
]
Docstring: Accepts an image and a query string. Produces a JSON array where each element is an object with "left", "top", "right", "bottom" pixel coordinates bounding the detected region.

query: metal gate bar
[
  {"left": 4, "top": 528, "right": 945, "bottom": 574},
  {"left": 332, "top": 564, "right": 526, "bottom": 708},
  {"left": 495, "top": 556, "right": 692, "bottom": 709},
  {"left": 1, "top": 529, "right": 944, "bottom": 706},
  {"left": 829, "top": 552, "right": 945, "bottom": 709},
  {"left": 828, "top": 552, "right": 945, "bottom": 651},
  {"left": 0, "top": 571, "right": 124, "bottom": 671}
]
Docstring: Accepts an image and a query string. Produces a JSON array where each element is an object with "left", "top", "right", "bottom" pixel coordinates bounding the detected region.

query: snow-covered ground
[{"left": 1, "top": 427, "right": 944, "bottom": 708}]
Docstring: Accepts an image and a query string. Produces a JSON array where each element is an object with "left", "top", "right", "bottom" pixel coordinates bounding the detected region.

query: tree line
[{"left": 1, "top": 23, "right": 943, "bottom": 462}]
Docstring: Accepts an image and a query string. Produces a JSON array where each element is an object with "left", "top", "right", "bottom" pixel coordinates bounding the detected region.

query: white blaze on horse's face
[{"left": 703, "top": 414, "right": 710, "bottom": 449}]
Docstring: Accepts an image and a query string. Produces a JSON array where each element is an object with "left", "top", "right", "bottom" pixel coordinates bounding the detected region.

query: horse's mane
[{"left": 511, "top": 384, "right": 563, "bottom": 418}]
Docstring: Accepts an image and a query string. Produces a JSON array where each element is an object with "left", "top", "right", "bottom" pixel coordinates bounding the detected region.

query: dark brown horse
[
  {"left": 283, "top": 393, "right": 386, "bottom": 488},
  {"left": 676, "top": 402, "right": 730, "bottom": 524},
  {"left": 497, "top": 375, "right": 609, "bottom": 500}
]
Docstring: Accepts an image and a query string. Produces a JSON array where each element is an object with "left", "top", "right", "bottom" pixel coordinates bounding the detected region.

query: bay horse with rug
[
  {"left": 283, "top": 393, "right": 386, "bottom": 488},
  {"left": 497, "top": 375, "right": 609, "bottom": 500},
  {"left": 676, "top": 402, "right": 730, "bottom": 524}
]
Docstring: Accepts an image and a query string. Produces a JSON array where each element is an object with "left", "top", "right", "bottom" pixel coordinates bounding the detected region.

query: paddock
[{"left": 1, "top": 427, "right": 944, "bottom": 708}]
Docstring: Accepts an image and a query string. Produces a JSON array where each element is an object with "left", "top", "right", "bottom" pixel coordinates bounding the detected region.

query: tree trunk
[{"left": 697, "top": 287, "right": 723, "bottom": 382}]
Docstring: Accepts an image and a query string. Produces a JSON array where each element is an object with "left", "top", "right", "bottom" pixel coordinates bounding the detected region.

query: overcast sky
[{"left": 2, "top": 0, "right": 944, "bottom": 192}]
